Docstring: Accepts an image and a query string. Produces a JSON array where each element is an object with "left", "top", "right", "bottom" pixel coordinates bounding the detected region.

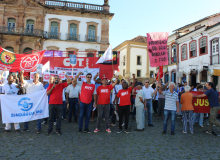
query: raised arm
[
  {"left": 93, "top": 72, "right": 99, "bottom": 82},
  {"left": 63, "top": 71, "right": 71, "bottom": 85},
  {"left": 193, "top": 94, "right": 207, "bottom": 98},
  {"left": 112, "top": 76, "right": 118, "bottom": 88},
  {"left": 73, "top": 72, "right": 82, "bottom": 82},
  {"left": 164, "top": 80, "right": 171, "bottom": 89},
  {"left": 20, "top": 70, "right": 25, "bottom": 84},
  {"left": 131, "top": 74, "right": 135, "bottom": 89}
]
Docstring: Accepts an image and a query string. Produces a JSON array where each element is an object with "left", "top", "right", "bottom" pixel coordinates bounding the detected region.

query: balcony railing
[
  {"left": 211, "top": 54, "right": 219, "bottom": 65},
  {"left": 44, "top": 0, "right": 104, "bottom": 11},
  {"left": 0, "top": 27, "right": 47, "bottom": 38},
  {"left": 85, "top": 35, "right": 99, "bottom": 43},
  {"left": 66, "top": 34, "right": 80, "bottom": 41},
  {"left": 46, "top": 32, "right": 61, "bottom": 39}
]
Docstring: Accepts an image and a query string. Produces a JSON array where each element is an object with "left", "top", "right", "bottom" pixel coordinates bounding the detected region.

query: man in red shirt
[
  {"left": 46, "top": 73, "right": 71, "bottom": 135},
  {"left": 94, "top": 77, "right": 118, "bottom": 133},
  {"left": 116, "top": 74, "right": 135, "bottom": 134},
  {"left": 74, "top": 72, "right": 97, "bottom": 134}
]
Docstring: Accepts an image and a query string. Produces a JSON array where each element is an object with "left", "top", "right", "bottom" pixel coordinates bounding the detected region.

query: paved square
[{"left": 0, "top": 115, "right": 219, "bottom": 160}]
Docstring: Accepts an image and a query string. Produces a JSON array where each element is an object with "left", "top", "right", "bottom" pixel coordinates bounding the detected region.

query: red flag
[
  {"left": 156, "top": 66, "right": 163, "bottom": 81},
  {"left": 0, "top": 47, "right": 45, "bottom": 72}
]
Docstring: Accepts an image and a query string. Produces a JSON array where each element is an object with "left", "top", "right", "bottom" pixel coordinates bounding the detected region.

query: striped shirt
[{"left": 163, "top": 90, "right": 178, "bottom": 111}]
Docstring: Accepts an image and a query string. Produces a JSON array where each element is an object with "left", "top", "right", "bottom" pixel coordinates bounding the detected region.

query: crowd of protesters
[{"left": 0, "top": 67, "right": 220, "bottom": 137}]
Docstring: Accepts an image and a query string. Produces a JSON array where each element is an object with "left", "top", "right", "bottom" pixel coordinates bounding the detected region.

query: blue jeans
[
  {"left": 163, "top": 110, "right": 176, "bottom": 132},
  {"left": 69, "top": 98, "right": 79, "bottom": 120},
  {"left": 24, "top": 119, "right": 41, "bottom": 130},
  {"left": 146, "top": 99, "right": 153, "bottom": 125},
  {"left": 62, "top": 101, "right": 67, "bottom": 119},
  {"left": 193, "top": 113, "right": 204, "bottom": 126},
  {"left": 78, "top": 101, "right": 93, "bottom": 130}
]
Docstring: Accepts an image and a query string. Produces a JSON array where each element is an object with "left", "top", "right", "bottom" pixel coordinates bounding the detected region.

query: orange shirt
[{"left": 180, "top": 92, "right": 194, "bottom": 111}]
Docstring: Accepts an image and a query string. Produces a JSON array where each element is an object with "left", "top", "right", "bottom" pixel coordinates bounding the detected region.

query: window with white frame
[
  {"left": 190, "top": 41, "right": 196, "bottom": 57},
  {"left": 181, "top": 45, "right": 186, "bottom": 60},
  {"left": 171, "top": 45, "right": 177, "bottom": 63},
  {"left": 8, "top": 18, "right": 15, "bottom": 30},
  {"left": 212, "top": 39, "right": 219, "bottom": 55},
  {"left": 200, "top": 37, "right": 206, "bottom": 54},
  {"left": 26, "top": 20, "right": 34, "bottom": 32},
  {"left": 88, "top": 25, "right": 96, "bottom": 41}
]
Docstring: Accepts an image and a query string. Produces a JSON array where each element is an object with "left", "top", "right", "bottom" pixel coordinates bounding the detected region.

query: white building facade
[
  {"left": 42, "top": 0, "right": 114, "bottom": 57},
  {"left": 163, "top": 13, "right": 220, "bottom": 87},
  {"left": 114, "top": 36, "right": 156, "bottom": 82}
]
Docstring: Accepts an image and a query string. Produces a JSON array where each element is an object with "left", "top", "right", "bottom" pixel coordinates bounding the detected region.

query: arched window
[
  {"left": 88, "top": 25, "right": 96, "bottom": 42},
  {"left": 50, "top": 22, "right": 59, "bottom": 39},
  {"left": 69, "top": 23, "right": 77, "bottom": 40},
  {"left": 23, "top": 48, "right": 33, "bottom": 54},
  {"left": 26, "top": 19, "right": 34, "bottom": 33},
  {"left": 5, "top": 47, "right": 14, "bottom": 52}
]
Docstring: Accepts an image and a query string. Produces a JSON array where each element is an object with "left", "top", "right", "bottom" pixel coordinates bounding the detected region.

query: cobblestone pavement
[{"left": 0, "top": 114, "right": 220, "bottom": 160}]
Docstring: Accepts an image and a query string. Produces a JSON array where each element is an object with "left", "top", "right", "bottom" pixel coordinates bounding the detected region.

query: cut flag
[
  {"left": 96, "top": 45, "right": 113, "bottom": 64},
  {"left": 156, "top": 66, "right": 163, "bottom": 81}
]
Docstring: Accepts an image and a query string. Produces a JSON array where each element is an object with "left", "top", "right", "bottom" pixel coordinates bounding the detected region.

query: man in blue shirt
[{"left": 194, "top": 82, "right": 220, "bottom": 136}]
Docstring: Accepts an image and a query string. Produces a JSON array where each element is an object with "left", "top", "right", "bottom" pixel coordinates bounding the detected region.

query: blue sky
[{"left": 67, "top": 0, "right": 220, "bottom": 48}]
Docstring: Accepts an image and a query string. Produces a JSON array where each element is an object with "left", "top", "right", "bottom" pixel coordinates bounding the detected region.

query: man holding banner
[
  {"left": 194, "top": 82, "right": 220, "bottom": 136},
  {"left": 20, "top": 71, "right": 45, "bottom": 133},
  {"left": 2, "top": 74, "right": 20, "bottom": 132}
]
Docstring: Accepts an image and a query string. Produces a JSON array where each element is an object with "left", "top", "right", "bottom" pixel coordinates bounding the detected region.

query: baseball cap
[
  {"left": 137, "top": 82, "right": 143, "bottom": 86},
  {"left": 102, "top": 77, "right": 107, "bottom": 80},
  {"left": 112, "top": 78, "right": 116, "bottom": 81},
  {"left": 96, "top": 78, "right": 101, "bottom": 80}
]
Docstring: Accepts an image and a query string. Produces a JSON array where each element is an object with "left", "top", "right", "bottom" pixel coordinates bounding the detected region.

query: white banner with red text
[{"left": 1, "top": 90, "right": 48, "bottom": 123}]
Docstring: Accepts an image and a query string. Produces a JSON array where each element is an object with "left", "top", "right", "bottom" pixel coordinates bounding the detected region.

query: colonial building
[
  {"left": 0, "top": 0, "right": 46, "bottom": 54},
  {"left": 164, "top": 13, "right": 220, "bottom": 86},
  {"left": 42, "top": 0, "right": 114, "bottom": 57},
  {"left": 113, "top": 36, "right": 156, "bottom": 82},
  {"left": 0, "top": 0, "right": 113, "bottom": 56}
]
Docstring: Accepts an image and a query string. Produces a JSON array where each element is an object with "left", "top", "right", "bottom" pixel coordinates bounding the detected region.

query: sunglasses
[
  {"left": 87, "top": 77, "right": 92, "bottom": 78},
  {"left": 145, "top": 82, "right": 149, "bottom": 83}
]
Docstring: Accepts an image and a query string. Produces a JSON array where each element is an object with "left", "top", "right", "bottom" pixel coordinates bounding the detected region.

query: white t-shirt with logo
[{"left": 2, "top": 84, "right": 18, "bottom": 95}]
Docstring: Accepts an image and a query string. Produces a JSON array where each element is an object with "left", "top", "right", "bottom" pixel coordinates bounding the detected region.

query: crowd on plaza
[{"left": 0, "top": 68, "right": 220, "bottom": 136}]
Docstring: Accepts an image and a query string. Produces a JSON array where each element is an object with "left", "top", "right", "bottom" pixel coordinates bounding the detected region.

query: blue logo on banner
[
  {"left": 70, "top": 55, "right": 77, "bottom": 65},
  {"left": 18, "top": 97, "right": 33, "bottom": 111}
]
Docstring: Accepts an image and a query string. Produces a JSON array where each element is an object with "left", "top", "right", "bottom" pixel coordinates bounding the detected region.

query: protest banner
[
  {"left": 147, "top": 32, "right": 169, "bottom": 67},
  {"left": 190, "top": 91, "right": 220, "bottom": 113},
  {"left": 0, "top": 47, "right": 45, "bottom": 72},
  {"left": 58, "top": 71, "right": 65, "bottom": 80},
  {"left": 30, "top": 72, "right": 36, "bottom": 80},
  {"left": 1, "top": 90, "right": 48, "bottom": 123},
  {"left": 43, "top": 72, "right": 50, "bottom": 82}
]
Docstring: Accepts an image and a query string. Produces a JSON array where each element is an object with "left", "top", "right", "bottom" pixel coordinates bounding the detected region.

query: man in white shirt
[
  {"left": 66, "top": 79, "right": 81, "bottom": 123},
  {"left": 20, "top": 71, "right": 45, "bottom": 133},
  {"left": 143, "top": 79, "right": 157, "bottom": 127},
  {"left": 2, "top": 74, "right": 20, "bottom": 132}
]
